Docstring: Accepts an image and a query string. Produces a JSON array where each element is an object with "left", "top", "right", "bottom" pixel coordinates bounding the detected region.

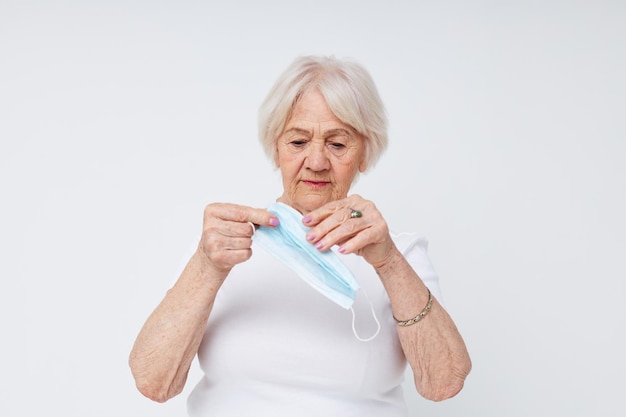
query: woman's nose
[{"left": 305, "top": 142, "right": 331, "bottom": 171}]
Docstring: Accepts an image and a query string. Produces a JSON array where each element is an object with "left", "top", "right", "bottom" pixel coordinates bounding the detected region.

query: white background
[{"left": 1, "top": 1, "right": 624, "bottom": 416}]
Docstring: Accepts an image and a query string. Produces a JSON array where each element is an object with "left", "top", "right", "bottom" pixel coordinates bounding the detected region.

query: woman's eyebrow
[
  {"left": 283, "top": 127, "right": 313, "bottom": 137},
  {"left": 323, "top": 128, "right": 352, "bottom": 137},
  {"left": 283, "top": 127, "right": 353, "bottom": 138}
]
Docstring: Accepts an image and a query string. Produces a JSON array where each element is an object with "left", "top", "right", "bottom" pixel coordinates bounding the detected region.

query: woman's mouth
[{"left": 302, "top": 180, "right": 330, "bottom": 189}]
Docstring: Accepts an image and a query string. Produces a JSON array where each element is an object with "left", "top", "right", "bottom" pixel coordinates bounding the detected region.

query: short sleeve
[{"left": 390, "top": 232, "right": 445, "bottom": 306}]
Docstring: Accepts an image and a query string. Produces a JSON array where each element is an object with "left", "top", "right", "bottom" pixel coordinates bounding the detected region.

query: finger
[
  {"left": 307, "top": 197, "right": 388, "bottom": 252},
  {"left": 302, "top": 199, "right": 348, "bottom": 226},
  {"left": 224, "top": 221, "right": 258, "bottom": 238},
  {"left": 310, "top": 218, "right": 369, "bottom": 252},
  {"left": 202, "top": 219, "right": 252, "bottom": 239},
  {"left": 205, "top": 203, "right": 279, "bottom": 228},
  {"left": 305, "top": 208, "right": 354, "bottom": 245},
  {"left": 303, "top": 194, "right": 367, "bottom": 226},
  {"left": 335, "top": 227, "right": 377, "bottom": 254},
  {"left": 221, "top": 236, "right": 254, "bottom": 250},
  {"left": 208, "top": 247, "right": 253, "bottom": 270},
  {"left": 304, "top": 196, "right": 368, "bottom": 245},
  {"left": 246, "top": 207, "right": 280, "bottom": 228},
  {"left": 201, "top": 224, "right": 253, "bottom": 248}
]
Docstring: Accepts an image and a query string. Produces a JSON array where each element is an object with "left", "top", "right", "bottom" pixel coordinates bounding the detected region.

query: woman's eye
[
  {"left": 328, "top": 141, "right": 349, "bottom": 156},
  {"left": 290, "top": 140, "right": 307, "bottom": 147}
]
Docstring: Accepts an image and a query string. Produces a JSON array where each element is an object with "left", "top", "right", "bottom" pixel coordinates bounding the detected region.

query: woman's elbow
[
  {"left": 129, "top": 356, "right": 184, "bottom": 403},
  {"left": 133, "top": 377, "right": 181, "bottom": 403},
  {"left": 417, "top": 357, "right": 472, "bottom": 402},
  {"left": 419, "top": 375, "right": 467, "bottom": 402}
]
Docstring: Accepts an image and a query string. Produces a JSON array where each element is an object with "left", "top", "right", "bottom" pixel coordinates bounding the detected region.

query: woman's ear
[
  {"left": 359, "top": 155, "right": 368, "bottom": 173},
  {"left": 273, "top": 146, "right": 280, "bottom": 168},
  {"left": 358, "top": 137, "right": 368, "bottom": 173}
]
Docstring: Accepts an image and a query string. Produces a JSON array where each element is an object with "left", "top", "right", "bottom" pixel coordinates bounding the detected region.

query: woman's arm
[
  {"left": 128, "top": 204, "right": 278, "bottom": 402},
  {"left": 374, "top": 249, "right": 471, "bottom": 401},
  {"left": 302, "top": 195, "right": 471, "bottom": 401},
  {"left": 128, "top": 251, "right": 226, "bottom": 402}
]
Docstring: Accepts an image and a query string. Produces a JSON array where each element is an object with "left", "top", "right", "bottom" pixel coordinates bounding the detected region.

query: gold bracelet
[{"left": 393, "top": 288, "right": 433, "bottom": 327}]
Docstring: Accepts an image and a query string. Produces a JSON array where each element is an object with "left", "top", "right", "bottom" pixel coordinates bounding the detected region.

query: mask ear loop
[{"left": 349, "top": 288, "right": 381, "bottom": 342}]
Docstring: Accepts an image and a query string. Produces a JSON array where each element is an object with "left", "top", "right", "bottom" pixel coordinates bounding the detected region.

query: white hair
[{"left": 258, "top": 55, "right": 388, "bottom": 172}]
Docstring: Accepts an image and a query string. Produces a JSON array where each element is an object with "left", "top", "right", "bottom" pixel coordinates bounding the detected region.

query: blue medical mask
[{"left": 253, "top": 202, "right": 380, "bottom": 341}]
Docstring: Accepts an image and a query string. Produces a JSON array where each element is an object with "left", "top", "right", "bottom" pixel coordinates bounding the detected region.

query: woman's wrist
[
  {"left": 374, "top": 249, "right": 432, "bottom": 322},
  {"left": 371, "top": 245, "right": 404, "bottom": 276},
  {"left": 179, "top": 250, "right": 230, "bottom": 294}
]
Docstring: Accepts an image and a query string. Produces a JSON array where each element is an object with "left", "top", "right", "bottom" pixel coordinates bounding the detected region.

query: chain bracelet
[{"left": 394, "top": 288, "right": 433, "bottom": 327}]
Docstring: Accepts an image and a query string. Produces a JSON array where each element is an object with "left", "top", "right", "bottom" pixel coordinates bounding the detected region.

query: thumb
[{"left": 248, "top": 208, "right": 280, "bottom": 228}]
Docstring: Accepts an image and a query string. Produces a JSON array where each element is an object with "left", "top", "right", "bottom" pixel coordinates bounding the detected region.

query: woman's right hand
[{"left": 198, "top": 203, "right": 279, "bottom": 276}]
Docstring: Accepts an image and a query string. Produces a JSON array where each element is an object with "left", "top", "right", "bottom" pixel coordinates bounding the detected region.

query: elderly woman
[{"left": 129, "top": 55, "right": 471, "bottom": 416}]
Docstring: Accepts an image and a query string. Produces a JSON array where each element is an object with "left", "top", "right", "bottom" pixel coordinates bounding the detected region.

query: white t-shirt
[{"left": 187, "top": 232, "right": 442, "bottom": 417}]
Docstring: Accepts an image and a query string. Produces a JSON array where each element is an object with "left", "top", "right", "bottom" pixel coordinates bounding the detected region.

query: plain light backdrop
[{"left": 1, "top": 1, "right": 624, "bottom": 416}]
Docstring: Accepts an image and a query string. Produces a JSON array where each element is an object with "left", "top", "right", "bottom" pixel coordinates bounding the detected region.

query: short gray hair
[{"left": 258, "top": 55, "right": 388, "bottom": 172}]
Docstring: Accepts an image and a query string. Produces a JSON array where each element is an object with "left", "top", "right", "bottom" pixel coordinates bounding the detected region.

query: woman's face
[{"left": 276, "top": 89, "right": 366, "bottom": 215}]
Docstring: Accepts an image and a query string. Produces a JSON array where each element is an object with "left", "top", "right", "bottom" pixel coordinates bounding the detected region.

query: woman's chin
[{"left": 286, "top": 198, "right": 326, "bottom": 215}]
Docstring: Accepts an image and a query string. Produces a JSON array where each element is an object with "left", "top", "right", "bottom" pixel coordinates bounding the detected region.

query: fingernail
[
  {"left": 338, "top": 247, "right": 346, "bottom": 253},
  {"left": 269, "top": 218, "right": 279, "bottom": 227},
  {"left": 302, "top": 215, "right": 311, "bottom": 224},
  {"left": 315, "top": 242, "right": 323, "bottom": 249},
  {"left": 306, "top": 233, "right": 315, "bottom": 241}
]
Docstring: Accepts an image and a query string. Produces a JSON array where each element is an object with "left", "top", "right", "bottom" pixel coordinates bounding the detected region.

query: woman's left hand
[{"left": 302, "top": 194, "right": 397, "bottom": 268}]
